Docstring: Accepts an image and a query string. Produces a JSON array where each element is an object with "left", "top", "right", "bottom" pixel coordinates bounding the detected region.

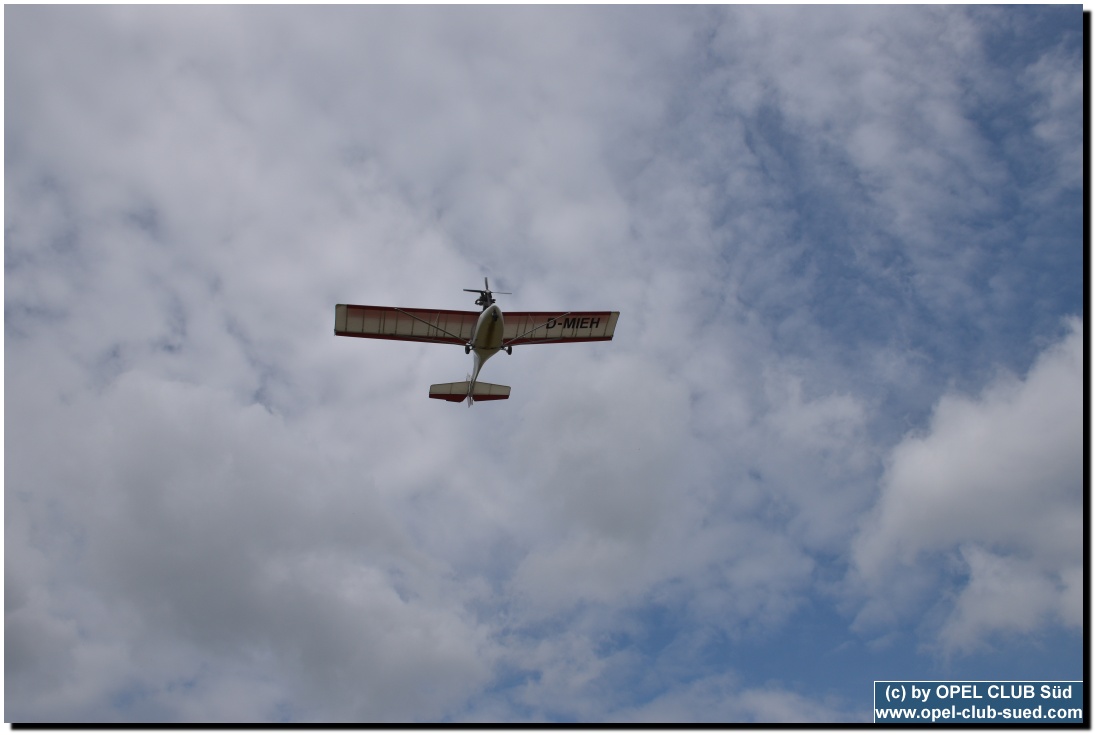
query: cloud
[
  {"left": 851, "top": 318, "right": 1082, "bottom": 651},
  {"left": 6, "top": 368, "right": 501, "bottom": 721},
  {"left": 5, "top": 5, "right": 1081, "bottom": 723},
  {"left": 618, "top": 674, "right": 861, "bottom": 723},
  {"left": 1021, "top": 41, "right": 1084, "bottom": 196},
  {"left": 938, "top": 546, "right": 1070, "bottom": 655}
]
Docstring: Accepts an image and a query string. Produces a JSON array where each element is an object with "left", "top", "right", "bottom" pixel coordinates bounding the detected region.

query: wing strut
[
  {"left": 392, "top": 307, "right": 468, "bottom": 343},
  {"left": 502, "top": 312, "right": 571, "bottom": 349}
]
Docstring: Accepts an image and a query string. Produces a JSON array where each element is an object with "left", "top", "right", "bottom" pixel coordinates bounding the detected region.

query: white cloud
[
  {"left": 6, "top": 369, "right": 498, "bottom": 721},
  {"left": 5, "top": 5, "right": 1080, "bottom": 723},
  {"left": 619, "top": 673, "right": 860, "bottom": 723},
  {"left": 938, "top": 546, "right": 1072, "bottom": 655},
  {"left": 1022, "top": 43, "right": 1083, "bottom": 196},
  {"left": 852, "top": 318, "right": 1082, "bottom": 650}
]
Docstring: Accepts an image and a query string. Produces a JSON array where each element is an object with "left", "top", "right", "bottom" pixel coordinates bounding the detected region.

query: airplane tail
[{"left": 428, "top": 381, "right": 510, "bottom": 403}]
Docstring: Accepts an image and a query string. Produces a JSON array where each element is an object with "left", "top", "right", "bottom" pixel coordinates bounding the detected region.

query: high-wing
[
  {"left": 503, "top": 311, "right": 619, "bottom": 345},
  {"left": 334, "top": 304, "right": 619, "bottom": 346},
  {"left": 335, "top": 304, "right": 478, "bottom": 345}
]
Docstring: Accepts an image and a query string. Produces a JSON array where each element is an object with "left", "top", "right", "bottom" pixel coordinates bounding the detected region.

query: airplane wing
[
  {"left": 335, "top": 304, "right": 478, "bottom": 345},
  {"left": 503, "top": 311, "right": 619, "bottom": 346}
]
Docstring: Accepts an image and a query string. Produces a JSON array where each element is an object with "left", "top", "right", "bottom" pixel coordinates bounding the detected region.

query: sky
[{"left": 4, "top": 4, "right": 1085, "bottom": 724}]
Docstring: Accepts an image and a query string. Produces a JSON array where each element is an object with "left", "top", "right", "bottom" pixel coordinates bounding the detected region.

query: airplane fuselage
[
  {"left": 469, "top": 303, "right": 504, "bottom": 385},
  {"left": 335, "top": 278, "right": 617, "bottom": 404}
]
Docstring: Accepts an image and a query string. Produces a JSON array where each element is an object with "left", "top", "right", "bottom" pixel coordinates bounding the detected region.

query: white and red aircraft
[{"left": 335, "top": 278, "right": 619, "bottom": 404}]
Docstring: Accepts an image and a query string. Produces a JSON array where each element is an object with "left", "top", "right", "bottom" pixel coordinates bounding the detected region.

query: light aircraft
[{"left": 335, "top": 278, "right": 619, "bottom": 404}]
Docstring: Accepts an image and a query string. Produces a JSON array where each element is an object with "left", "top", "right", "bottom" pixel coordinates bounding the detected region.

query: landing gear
[
  {"left": 505, "top": 345, "right": 512, "bottom": 355},
  {"left": 465, "top": 344, "right": 471, "bottom": 354}
]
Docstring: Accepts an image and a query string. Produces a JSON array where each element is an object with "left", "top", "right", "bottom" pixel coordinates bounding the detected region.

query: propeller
[{"left": 463, "top": 277, "right": 511, "bottom": 309}]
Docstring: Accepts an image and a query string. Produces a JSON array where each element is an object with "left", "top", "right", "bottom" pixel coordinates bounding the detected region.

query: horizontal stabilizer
[{"left": 429, "top": 381, "right": 510, "bottom": 402}]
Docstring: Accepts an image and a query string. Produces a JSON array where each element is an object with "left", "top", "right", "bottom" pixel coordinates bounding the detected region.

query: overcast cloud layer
[{"left": 5, "top": 6, "right": 1083, "bottom": 723}]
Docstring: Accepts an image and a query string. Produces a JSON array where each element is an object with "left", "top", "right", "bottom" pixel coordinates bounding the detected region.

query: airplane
[{"left": 334, "top": 278, "right": 619, "bottom": 404}]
